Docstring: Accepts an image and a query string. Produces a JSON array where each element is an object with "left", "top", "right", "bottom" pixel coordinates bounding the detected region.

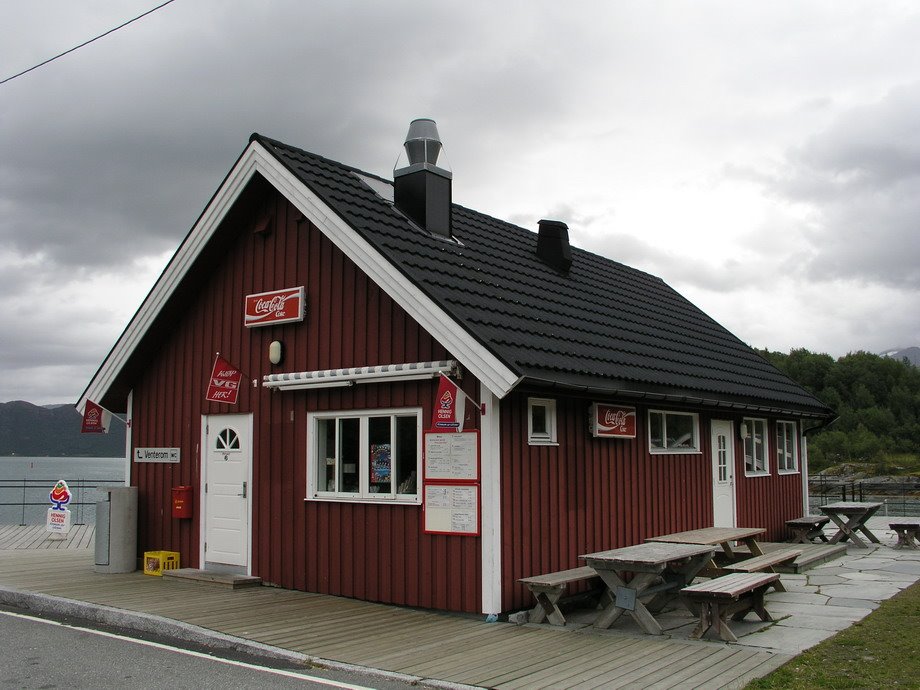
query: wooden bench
[
  {"left": 519, "top": 566, "right": 605, "bottom": 625},
  {"left": 786, "top": 515, "right": 830, "bottom": 543},
  {"left": 723, "top": 548, "right": 801, "bottom": 592},
  {"left": 889, "top": 520, "right": 920, "bottom": 549},
  {"left": 681, "top": 572, "right": 779, "bottom": 642}
]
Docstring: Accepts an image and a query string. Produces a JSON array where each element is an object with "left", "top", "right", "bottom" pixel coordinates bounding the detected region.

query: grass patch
[{"left": 746, "top": 580, "right": 920, "bottom": 688}]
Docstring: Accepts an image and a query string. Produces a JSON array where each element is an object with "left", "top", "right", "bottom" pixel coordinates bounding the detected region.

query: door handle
[{"left": 238, "top": 481, "right": 247, "bottom": 498}]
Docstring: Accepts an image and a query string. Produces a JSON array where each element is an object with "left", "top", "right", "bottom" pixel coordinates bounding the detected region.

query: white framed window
[
  {"left": 776, "top": 420, "right": 798, "bottom": 473},
  {"left": 648, "top": 410, "right": 700, "bottom": 453},
  {"left": 743, "top": 418, "right": 769, "bottom": 475},
  {"left": 307, "top": 408, "right": 421, "bottom": 503},
  {"left": 528, "top": 398, "right": 557, "bottom": 445}
]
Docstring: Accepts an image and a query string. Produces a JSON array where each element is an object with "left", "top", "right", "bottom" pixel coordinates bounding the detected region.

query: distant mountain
[
  {"left": 0, "top": 401, "right": 125, "bottom": 457},
  {"left": 880, "top": 347, "right": 920, "bottom": 367}
]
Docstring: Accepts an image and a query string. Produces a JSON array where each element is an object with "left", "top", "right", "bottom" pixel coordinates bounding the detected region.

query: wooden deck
[
  {"left": 0, "top": 524, "right": 95, "bottom": 550},
  {"left": 0, "top": 529, "right": 791, "bottom": 689}
]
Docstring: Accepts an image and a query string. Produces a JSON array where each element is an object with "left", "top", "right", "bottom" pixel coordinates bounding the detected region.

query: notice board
[
  {"left": 423, "top": 483, "right": 480, "bottom": 536},
  {"left": 422, "top": 430, "right": 480, "bottom": 536},
  {"left": 423, "top": 431, "right": 479, "bottom": 482}
]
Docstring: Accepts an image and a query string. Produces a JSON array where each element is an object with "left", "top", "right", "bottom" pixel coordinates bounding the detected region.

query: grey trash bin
[{"left": 94, "top": 486, "right": 138, "bottom": 573}]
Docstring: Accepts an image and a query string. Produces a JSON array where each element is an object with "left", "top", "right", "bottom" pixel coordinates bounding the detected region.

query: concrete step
[{"left": 162, "top": 568, "right": 262, "bottom": 589}]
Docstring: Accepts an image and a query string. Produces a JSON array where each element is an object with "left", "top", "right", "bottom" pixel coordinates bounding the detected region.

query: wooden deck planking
[
  {"left": 0, "top": 531, "right": 796, "bottom": 690},
  {"left": 615, "top": 645, "right": 742, "bottom": 690},
  {"left": 479, "top": 636, "right": 648, "bottom": 687},
  {"left": 565, "top": 642, "right": 714, "bottom": 690},
  {"left": 0, "top": 524, "right": 95, "bottom": 550}
]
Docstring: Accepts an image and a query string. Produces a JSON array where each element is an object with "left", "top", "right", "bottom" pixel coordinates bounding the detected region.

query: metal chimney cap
[
  {"left": 398, "top": 118, "right": 450, "bottom": 172},
  {"left": 404, "top": 118, "right": 441, "bottom": 145}
]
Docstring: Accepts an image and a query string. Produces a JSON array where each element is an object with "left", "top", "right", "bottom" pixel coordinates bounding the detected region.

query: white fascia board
[{"left": 80, "top": 141, "right": 519, "bottom": 412}]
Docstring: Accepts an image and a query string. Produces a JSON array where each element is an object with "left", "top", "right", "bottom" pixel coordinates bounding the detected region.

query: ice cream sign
[
  {"left": 589, "top": 403, "right": 637, "bottom": 439},
  {"left": 46, "top": 479, "right": 72, "bottom": 535}
]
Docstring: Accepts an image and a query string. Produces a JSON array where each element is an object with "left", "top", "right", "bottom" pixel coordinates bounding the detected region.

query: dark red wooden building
[{"left": 80, "top": 120, "right": 833, "bottom": 615}]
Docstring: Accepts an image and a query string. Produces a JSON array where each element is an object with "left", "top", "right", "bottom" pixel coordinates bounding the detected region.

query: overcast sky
[{"left": 2, "top": 1, "right": 919, "bottom": 405}]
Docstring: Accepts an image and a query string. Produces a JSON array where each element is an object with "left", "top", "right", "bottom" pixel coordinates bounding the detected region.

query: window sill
[
  {"left": 777, "top": 469, "right": 800, "bottom": 476},
  {"left": 649, "top": 448, "right": 702, "bottom": 455},
  {"left": 528, "top": 439, "right": 559, "bottom": 447},
  {"left": 744, "top": 471, "right": 771, "bottom": 478},
  {"left": 305, "top": 496, "right": 421, "bottom": 506}
]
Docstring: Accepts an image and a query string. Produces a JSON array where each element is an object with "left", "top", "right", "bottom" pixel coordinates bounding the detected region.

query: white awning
[{"left": 262, "top": 360, "right": 458, "bottom": 391}]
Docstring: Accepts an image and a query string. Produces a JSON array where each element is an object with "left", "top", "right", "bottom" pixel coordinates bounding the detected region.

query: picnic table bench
[
  {"left": 786, "top": 515, "right": 830, "bottom": 543},
  {"left": 681, "top": 572, "right": 779, "bottom": 643},
  {"left": 519, "top": 566, "right": 605, "bottom": 625},
  {"left": 889, "top": 520, "right": 920, "bottom": 549},
  {"left": 722, "top": 548, "right": 802, "bottom": 591}
]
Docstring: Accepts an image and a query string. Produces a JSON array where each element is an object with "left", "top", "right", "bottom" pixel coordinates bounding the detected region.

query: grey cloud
[{"left": 735, "top": 83, "right": 920, "bottom": 289}]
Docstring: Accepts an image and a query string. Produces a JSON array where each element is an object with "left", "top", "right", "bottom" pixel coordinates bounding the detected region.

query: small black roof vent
[{"left": 537, "top": 219, "right": 572, "bottom": 272}]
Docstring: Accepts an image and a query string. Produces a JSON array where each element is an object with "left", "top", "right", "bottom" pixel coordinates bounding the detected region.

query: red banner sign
[
  {"left": 590, "top": 403, "right": 636, "bottom": 438},
  {"left": 206, "top": 354, "right": 243, "bottom": 404},
  {"left": 431, "top": 374, "right": 466, "bottom": 431},
  {"left": 244, "top": 286, "right": 305, "bottom": 327},
  {"left": 81, "top": 400, "right": 111, "bottom": 434}
]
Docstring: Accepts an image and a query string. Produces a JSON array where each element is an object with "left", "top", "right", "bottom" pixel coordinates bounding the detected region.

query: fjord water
[{"left": 0, "top": 456, "right": 124, "bottom": 525}]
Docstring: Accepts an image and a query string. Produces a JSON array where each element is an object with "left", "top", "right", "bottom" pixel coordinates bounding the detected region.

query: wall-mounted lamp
[
  {"left": 269, "top": 340, "right": 284, "bottom": 365},
  {"left": 739, "top": 422, "right": 749, "bottom": 440}
]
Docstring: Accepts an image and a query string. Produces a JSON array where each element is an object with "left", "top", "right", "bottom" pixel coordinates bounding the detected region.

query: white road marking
[{"left": 0, "top": 609, "right": 374, "bottom": 689}]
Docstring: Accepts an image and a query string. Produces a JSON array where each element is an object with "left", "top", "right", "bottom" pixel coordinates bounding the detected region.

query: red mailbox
[{"left": 172, "top": 485, "right": 193, "bottom": 519}]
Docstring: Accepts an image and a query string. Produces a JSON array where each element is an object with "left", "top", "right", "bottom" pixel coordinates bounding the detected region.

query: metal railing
[
  {"left": 0, "top": 478, "right": 124, "bottom": 526},
  {"left": 809, "top": 476, "right": 920, "bottom": 517}
]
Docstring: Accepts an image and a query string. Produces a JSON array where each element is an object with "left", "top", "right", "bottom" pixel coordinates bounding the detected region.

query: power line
[{"left": 1, "top": 0, "right": 179, "bottom": 86}]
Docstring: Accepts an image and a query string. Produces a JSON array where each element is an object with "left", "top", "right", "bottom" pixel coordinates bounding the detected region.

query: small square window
[{"left": 528, "top": 398, "right": 557, "bottom": 445}]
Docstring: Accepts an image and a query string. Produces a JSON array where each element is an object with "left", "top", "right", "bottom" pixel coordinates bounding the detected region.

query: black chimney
[
  {"left": 537, "top": 219, "right": 572, "bottom": 272},
  {"left": 394, "top": 119, "right": 452, "bottom": 238}
]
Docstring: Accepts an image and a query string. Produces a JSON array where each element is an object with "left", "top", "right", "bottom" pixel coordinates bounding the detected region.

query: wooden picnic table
[
  {"left": 818, "top": 501, "right": 883, "bottom": 547},
  {"left": 580, "top": 542, "right": 715, "bottom": 635},
  {"left": 646, "top": 526, "right": 767, "bottom": 560}
]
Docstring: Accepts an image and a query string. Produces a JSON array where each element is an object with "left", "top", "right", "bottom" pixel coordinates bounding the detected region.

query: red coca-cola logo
[
  {"left": 604, "top": 409, "right": 628, "bottom": 428},
  {"left": 245, "top": 287, "right": 305, "bottom": 327},
  {"left": 593, "top": 404, "right": 636, "bottom": 438}
]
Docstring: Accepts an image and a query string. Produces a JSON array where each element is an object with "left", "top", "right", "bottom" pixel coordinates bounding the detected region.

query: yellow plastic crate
[{"left": 144, "top": 550, "right": 180, "bottom": 576}]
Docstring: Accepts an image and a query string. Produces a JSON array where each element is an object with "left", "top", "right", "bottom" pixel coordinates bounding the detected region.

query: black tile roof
[{"left": 254, "top": 133, "right": 832, "bottom": 418}]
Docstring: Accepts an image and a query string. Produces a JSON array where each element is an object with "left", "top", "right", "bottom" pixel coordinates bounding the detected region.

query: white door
[
  {"left": 203, "top": 414, "right": 251, "bottom": 569},
  {"left": 711, "top": 420, "right": 736, "bottom": 527}
]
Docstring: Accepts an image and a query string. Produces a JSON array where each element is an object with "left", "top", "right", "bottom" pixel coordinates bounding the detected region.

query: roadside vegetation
[
  {"left": 759, "top": 349, "right": 920, "bottom": 475},
  {"left": 746, "top": 580, "right": 920, "bottom": 688}
]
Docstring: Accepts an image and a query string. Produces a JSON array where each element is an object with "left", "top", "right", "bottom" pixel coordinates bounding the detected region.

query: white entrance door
[
  {"left": 711, "top": 420, "right": 736, "bottom": 527},
  {"left": 203, "top": 414, "right": 251, "bottom": 569}
]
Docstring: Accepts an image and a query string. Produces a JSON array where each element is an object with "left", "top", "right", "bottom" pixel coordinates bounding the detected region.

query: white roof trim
[
  {"left": 264, "top": 360, "right": 457, "bottom": 391},
  {"left": 80, "top": 140, "right": 519, "bottom": 412}
]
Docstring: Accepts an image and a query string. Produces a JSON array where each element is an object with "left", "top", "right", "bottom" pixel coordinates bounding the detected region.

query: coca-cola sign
[
  {"left": 589, "top": 403, "right": 636, "bottom": 438},
  {"left": 244, "top": 286, "right": 305, "bottom": 327}
]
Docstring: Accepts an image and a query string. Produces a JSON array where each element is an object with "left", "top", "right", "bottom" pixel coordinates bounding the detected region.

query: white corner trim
[
  {"left": 480, "top": 389, "right": 502, "bottom": 615},
  {"left": 81, "top": 140, "right": 519, "bottom": 411}
]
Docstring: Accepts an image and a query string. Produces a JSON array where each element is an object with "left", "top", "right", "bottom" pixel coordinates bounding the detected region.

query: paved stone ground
[{"left": 556, "top": 516, "right": 920, "bottom": 655}]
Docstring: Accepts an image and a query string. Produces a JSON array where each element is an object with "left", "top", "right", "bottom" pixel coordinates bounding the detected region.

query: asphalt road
[{"left": 0, "top": 604, "right": 419, "bottom": 690}]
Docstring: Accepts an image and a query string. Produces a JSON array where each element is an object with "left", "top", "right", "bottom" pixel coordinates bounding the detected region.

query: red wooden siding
[
  {"left": 500, "top": 395, "right": 712, "bottom": 612},
  {"left": 733, "top": 419, "right": 805, "bottom": 541},
  {"left": 130, "top": 181, "right": 481, "bottom": 613}
]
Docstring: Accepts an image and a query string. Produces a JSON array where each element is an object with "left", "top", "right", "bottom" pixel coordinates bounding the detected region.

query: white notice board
[
  {"left": 423, "top": 431, "right": 479, "bottom": 482},
  {"left": 423, "top": 483, "right": 480, "bottom": 535}
]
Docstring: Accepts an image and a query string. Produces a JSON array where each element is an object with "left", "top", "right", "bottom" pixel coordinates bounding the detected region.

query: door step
[{"left": 163, "top": 568, "right": 262, "bottom": 589}]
